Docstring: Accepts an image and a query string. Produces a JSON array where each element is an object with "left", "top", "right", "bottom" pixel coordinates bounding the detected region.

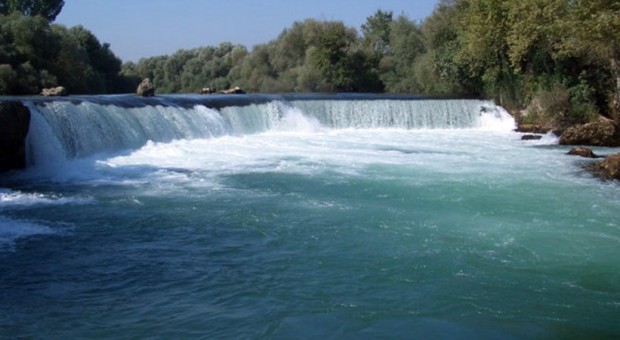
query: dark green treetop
[{"left": 0, "top": 0, "right": 64, "bottom": 21}]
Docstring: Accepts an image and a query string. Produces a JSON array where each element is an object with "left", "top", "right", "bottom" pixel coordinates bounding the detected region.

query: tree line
[
  {"left": 1, "top": 0, "right": 619, "bottom": 128},
  {"left": 123, "top": 0, "right": 620, "bottom": 127},
  {"left": 121, "top": 16, "right": 424, "bottom": 95},
  {"left": 0, "top": 0, "right": 131, "bottom": 94}
]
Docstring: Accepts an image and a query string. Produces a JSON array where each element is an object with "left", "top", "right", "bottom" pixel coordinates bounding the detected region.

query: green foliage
[
  {"left": 529, "top": 84, "right": 570, "bottom": 125},
  {"left": 560, "top": 0, "right": 620, "bottom": 119},
  {"left": 505, "top": 0, "right": 565, "bottom": 74},
  {"left": 415, "top": 0, "right": 618, "bottom": 123},
  {"left": 118, "top": 0, "right": 617, "bottom": 117},
  {"left": 361, "top": 10, "right": 392, "bottom": 59},
  {"left": 417, "top": 1, "right": 471, "bottom": 95},
  {"left": 456, "top": 0, "right": 522, "bottom": 105},
  {"left": 125, "top": 19, "right": 383, "bottom": 94},
  {"left": 3, "top": 0, "right": 618, "bottom": 121},
  {"left": 0, "top": 12, "right": 127, "bottom": 95},
  {"left": 0, "top": 0, "right": 64, "bottom": 21},
  {"left": 0, "top": 12, "right": 57, "bottom": 94},
  {"left": 312, "top": 22, "right": 354, "bottom": 91},
  {"left": 525, "top": 80, "right": 598, "bottom": 128},
  {"left": 377, "top": 15, "right": 425, "bottom": 93}
]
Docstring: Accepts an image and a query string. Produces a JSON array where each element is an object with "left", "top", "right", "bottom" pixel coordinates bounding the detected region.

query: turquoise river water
[{"left": 0, "top": 94, "right": 619, "bottom": 338}]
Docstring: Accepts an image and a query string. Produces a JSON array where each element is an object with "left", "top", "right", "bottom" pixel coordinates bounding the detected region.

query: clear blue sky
[{"left": 55, "top": 0, "right": 440, "bottom": 63}]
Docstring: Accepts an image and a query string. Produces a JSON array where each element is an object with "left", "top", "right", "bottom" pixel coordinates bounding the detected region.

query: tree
[
  {"left": 361, "top": 10, "right": 393, "bottom": 58},
  {"left": 271, "top": 21, "right": 309, "bottom": 72},
  {"left": 312, "top": 22, "right": 357, "bottom": 91},
  {"left": 67, "top": 26, "right": 123, "bottom": 93},
  {"left": 0, "top": 12, "right": 129, "bottom": 95},
  {"left": 0, "top": 12, "right": 59, "bottom": 94},
  {"left": 418, "top": 0, "right": 479, "bottom": 95},
  {"left": 556, "top": 0, "right": 620, "bottom": 119},
  {"left": 50, "top": 24, "right": 96, "bottom": 94},
  {"left": 0, "top": 0, "right": 65, "bottom": 21},
  {"left": 379, "top": 15, "right": 425, "bottom": 93},
  {"left": 457, "top": 0, "right": 520, "bottom": 106},
  {"left": 505, "top": 0, "right": 566, "bottom": 75}
]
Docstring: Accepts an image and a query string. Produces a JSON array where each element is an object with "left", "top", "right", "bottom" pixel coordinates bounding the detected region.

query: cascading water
[
  {"left": 289, "top": 98, "right": 506, "bottom": 129},
  {"left": 1, "top": 94, "right": 618, "bottom": 339},
  {"left": 25, "top": 100, "right": 230, "bottom": 166},
  {"left": 23, "top": 94, "right": 514, "bottom": 169}
]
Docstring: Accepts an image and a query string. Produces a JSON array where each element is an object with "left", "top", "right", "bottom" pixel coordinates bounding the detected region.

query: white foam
[
  {"left": 0, "top": 188, "right": 88, "bottom": 251},
  {"left": 0, "top": 188, "right": 94, "bottom": 208},
  {"left": 0, "top": 216, "right": 55, "bottom": 251},
  {"left": 478, "top": 104, "right": 516, "bottom": 131},
  {"left": 275, "top": 106, "right": 324, "bottom": 133},
  {"left": 98, "top": 126, "right": 530, "bottom": 184},
  {"left": 21, "top": 97, "right": 523, "bottom": 183}
]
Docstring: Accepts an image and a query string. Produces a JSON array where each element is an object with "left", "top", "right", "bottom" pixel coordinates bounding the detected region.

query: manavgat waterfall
[{"left": 1, "top": 94, "right": 619, "bottom": 338}]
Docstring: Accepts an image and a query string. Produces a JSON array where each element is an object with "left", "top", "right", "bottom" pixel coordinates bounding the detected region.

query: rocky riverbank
[
  {"left": 586, "top": 154, "right": 620, "bottom": 180},
  {"left": 515, "top": 113, "right": 620, "bottom": 181},
  {"left": 560, "top": 120, "right": 620, "bottom": 180}
]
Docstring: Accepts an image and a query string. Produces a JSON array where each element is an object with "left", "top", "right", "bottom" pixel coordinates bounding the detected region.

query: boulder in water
[
  {"left": 41, "top": 86, "right": 68, "bottom": 97},
  {"left": 137, "top": 78, "right": 155, "bottom": 97},
  {"left": 199, "top": 87, "right": 215, "bottom": 95},
  {"left": 587, "top": 153, "right": 620, "bottom": 180},
  {"left": 521, "top": 134, "right": 543, "bottom": 140},
  {"left": 0, "top": 101, "right": 30, "bottom": 171},
  {"left": 567, "top": 146, "right": 599, "bottom": 158},
  {"left": 559, "top": 118, "right": 620, "bottom": 146}
]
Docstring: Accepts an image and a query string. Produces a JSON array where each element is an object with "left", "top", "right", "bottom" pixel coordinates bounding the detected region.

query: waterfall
[
  {"left": 22, "top": 94, "right": 514, "bottom": 168},
  {"left": 25, "top": 100, "right": 230, "bottom": 167},
  {"left": 288, "top": 99, "right": 510, "bottom": 129}
]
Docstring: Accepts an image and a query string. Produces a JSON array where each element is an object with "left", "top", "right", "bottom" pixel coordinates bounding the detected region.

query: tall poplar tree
[
  {"left": 361, "top": 10, "right": 393, "bottom": 58},
  {"left": 457, "top": 0, "right": 518, "bottom": 106}
]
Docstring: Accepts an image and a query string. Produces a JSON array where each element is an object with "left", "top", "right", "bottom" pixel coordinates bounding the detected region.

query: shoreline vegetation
[
  {"left": 1, "top": 1, "right": 618, "bottom": 122},
  {"left": 1, "top": 0, "right": 620, "bottom": 178}
]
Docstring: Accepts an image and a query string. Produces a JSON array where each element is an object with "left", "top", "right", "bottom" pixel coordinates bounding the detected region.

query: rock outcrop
[
  {"left": 136, "top": 78, "right": 155, "bottom": 97},
  {"left": 199, "top": 87, "right": 215, "bottom": 95},
  {"left": 559, "top": 118, "right": 620, "bottom": 146},
  {"left": 587, "top": 153, "right": 620, "bottom": 180},
  {"left": 515, "top": 124, "right": 549, "bottom": 134},
  {"left": 41, "top": 86, "right": 68, "bottom": 96},
  {"left": 567, "top": 146, "right": 599, "bottom": 158},
  {"left": 218, "top": 86, "right": 245, "bottom": 94},
  {"left": 0, "top": 101, "right": 31, "bottom": 172}
]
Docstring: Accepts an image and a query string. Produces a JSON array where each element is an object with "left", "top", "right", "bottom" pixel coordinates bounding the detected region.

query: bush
[
  {"left": 525, "top": 81, "right": 600, "bottom": 128},
  {"left": 524, "top": 84, "right": 568, "bottom": 127}
]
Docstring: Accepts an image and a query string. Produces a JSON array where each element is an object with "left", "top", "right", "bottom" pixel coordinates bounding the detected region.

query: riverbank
[{"left": 510, "top": 105, "right": 620, "bottom": 181}]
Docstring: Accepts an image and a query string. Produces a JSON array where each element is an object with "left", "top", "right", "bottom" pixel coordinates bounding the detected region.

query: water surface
[{"left": 1, "top": 96, "right": 619, "bottom": 338}]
